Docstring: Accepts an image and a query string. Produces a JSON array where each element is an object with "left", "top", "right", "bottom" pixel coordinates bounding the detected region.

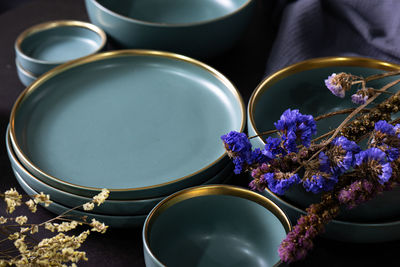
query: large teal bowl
[
  {"left": 84, "top": 0, "right": 254, "bottom": 58},
  {"left": 143, "top": 185, "right": 291, "bottom": 267},
  {"left": 247, "top": 57, "right": 400, "bottom": 222}
]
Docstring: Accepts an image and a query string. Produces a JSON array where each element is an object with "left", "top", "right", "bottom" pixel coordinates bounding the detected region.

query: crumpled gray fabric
[{"left": 265, "top": 0, "right": 400, "bottom": 75}]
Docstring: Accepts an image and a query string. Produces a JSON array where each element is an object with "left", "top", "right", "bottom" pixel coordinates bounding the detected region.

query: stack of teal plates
[{"left": 7, "top": 50, "right": 245, "bottom": 227}]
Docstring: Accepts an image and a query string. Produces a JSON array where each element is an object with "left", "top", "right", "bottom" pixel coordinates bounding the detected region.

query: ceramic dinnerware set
[{"left": 12, "top": 1, "right": 399, "bottom": 266}]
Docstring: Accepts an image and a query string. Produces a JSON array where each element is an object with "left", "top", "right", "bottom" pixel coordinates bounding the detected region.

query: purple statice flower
[
  {"left": 337, "top": 180, "right": 380, "bottom": 209},
  {"left": 325, "top": 73, "right": 345, "bottom": 98},
  {"left": 221, "top": 131, "right": 253, "bottom": 174},
  {"left": 303, "top": 172, "right": 338, "bottom": 194},
  {"left": 262, "top": 136, "right": 286, "bottom": 160},
  {"left": 355, "top": 148, "right": 392, "bottom": 184},
  {"left": 221, "top": 131, "right": 251, "bottom": 153},
  {"left": 386, "top": 148, "right": 400, "bottom": 162},
  {"left": 351, "top": 93, "right": 368, "bottom": 105},
  {"left": 282, "top": 131, "right": 298, "bottom": 153},
  {"left": 329, "top": 136, "right": 360, "bottom": 174},
  {"left": 394, "top": 124, "right": 400, "bottom": 138},
  {"left": 262, "top": 172, "right": 300, "bottom": 195},
  {"left": 374, "top": 120, "right": 395, "bottom": 136},
  {"left": 274, "top": 109, "right": 317, "bottom": 150},
  {"left": 371, "top": 120, "right": 400, "bottom": 162},
  {"left": 278, "top": 214, "right": 319, "bottom": 263},
  {"left": 318, "top": 151, "right": 331, "bottom": 173}
]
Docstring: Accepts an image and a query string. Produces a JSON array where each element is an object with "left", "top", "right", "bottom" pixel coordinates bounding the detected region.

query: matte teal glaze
[
  {"left": 11, "top": 51, "right": 245, "bottom": 200},
  {"left": 15, "top": 59, "right": 37, "bottom": 87},
  {"left": 247, "top": 57, "right": 400, "bottom": 222},
  {"left": 262, "top": 188, "right": 400, "bottom": 243},
  {"left": 15, "top": 21, "right": 106, "bottom": 76},
  {"left": 97, "top": 0, "right": 248, "bottom": 24},
  {"left": 85, "top": 0, "right": 254, "bottom": 58},
  {"left": 143, "top": 186, "right": 288, "bottom": 267},
  {"left": 7, "top": 126, "right": 234, "bottom": 215},
  {"left": 14, "top": 170, "right": 147, "bottom": 228}
]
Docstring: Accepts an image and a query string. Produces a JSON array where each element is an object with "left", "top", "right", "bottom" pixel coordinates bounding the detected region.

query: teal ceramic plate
[
  {"left": 7, "top": 125, "right": 234, "bottom": 215},
  {"left": 262, "top": 188, "right": 400, "bottom": 243},
  {"left": 14, "top": 169, "right": 147, "bottom": 228},
  {"left": 10, "top": 50, "right": 245, "bottom": 200},
  {"left": 247, "top": 57, "right": 400, "bottom": 222}
]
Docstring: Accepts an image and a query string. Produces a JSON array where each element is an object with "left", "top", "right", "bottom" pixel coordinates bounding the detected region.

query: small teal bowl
[
  {"left": 247, "top": 57, "right": 400, "bottom": 222},
  {"left": 85, "top": 0, "right": 254, "bottom": 58},
  {"left": 15, "top": 59, "right": 37, "bottom": 87},
  {"left": 143, "top": 185, "right": 291, "bottom": 267},
  {"left": 15, "top": 20, "right": 106, "bottom": 76}
]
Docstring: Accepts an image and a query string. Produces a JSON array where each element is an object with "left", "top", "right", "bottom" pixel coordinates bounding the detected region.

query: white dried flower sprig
[{"left": 0, "top": 187, "right": 110, "bottom": 266}]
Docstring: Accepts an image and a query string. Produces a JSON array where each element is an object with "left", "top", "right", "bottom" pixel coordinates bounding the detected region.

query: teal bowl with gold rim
[
  {"left": 247, "top": 57, "right": 400, "bottom": 223},
  {"left": 84, "top": 0, "right": 254, "bottom": 58},
  {"left": 15, "top": 20, "right": 106, "bottom": 76},
  {"left": 15, "top": 59, "right": 37, "bottom": 87},
  {"left": 143, "top": 185, "right": 291, "bottom": 267},
  {"left": 9, "top": 50, "right": 245, "bottom": 200}
]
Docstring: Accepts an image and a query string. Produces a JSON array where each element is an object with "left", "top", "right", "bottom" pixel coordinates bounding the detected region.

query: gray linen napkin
[{"left": 265, "top": 0, "right": 400, "bottom": 75}]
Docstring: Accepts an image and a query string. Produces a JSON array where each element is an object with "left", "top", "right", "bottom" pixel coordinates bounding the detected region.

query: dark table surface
[{"left": 0, "top": 0, "right": 398, "bottom": 266}]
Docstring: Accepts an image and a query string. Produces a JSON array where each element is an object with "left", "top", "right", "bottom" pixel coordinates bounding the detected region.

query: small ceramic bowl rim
[
  {"left": 15, "top": 20, "right": 107, "bottom": 65},
  {"left": 143, "top": 184, "right": 292, "bottom": 267},
  {"left": 89, "top": 0, "right": 254, "bottom": 27},
  {"left": 264, "top": 187, "right": 400, "bottom": 226},
  {"left": 15, "top": 59, "right": 38, "bottom": 80},
  {"left": 248, "top": 56, "right": 400, "bottom": 141},
  {"left": 9, "top": 49, "right": 246, "bottom": 194}
]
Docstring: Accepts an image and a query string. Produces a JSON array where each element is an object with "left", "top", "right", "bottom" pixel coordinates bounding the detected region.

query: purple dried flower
[
  {"left": 351, "top": 93, "right": 369, "bottom": 105},
  {"left": 325, "top": 73, "right": 345, "bottom": 98},
  {"left": 278, "top": 214, "right": 320, "bottom": 263},
  {"left": 303, "top": 172, "right": 338, "bottom": 194},
  {"left": 375, "top": 120, "right": 395, "bottom": 136},
  {"left": 329, "top": 136, "right": 360, "bottom": 174},
  {"left": 338, "top": 180, "right": 381, "bottom": 209},
  {"left": 262, "top": 137, "right": 286, "bottom": 159},
  {"left": 263, "top": 172, "right": 300, "bottom": 195},
  {"left": 274, "top": 109, "right": 317, "bottom": 149},
  {"left": 221, "top": 131, "right": 251, "bottom": 153},
  {"left": 355, "top": 148, "right": 392, "bottom": 184}
]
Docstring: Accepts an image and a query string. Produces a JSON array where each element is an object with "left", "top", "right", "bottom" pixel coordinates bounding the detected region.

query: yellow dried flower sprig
[{"left": 0, "top": 187, "right": 110, "bottom": 266}]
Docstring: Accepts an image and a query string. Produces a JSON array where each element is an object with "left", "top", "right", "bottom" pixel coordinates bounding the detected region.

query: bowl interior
[
  {"left": 20, "top": 25, "right": 104, "bottom": 63},
  {"left": 147, "top": 193, "right": 286, "bottom": 267},
  {"left": 252, "top": 65, "right": 400, "bottom": 138},
  {"left": 96, "top": 0, "right": 249, "bottom": 24}
]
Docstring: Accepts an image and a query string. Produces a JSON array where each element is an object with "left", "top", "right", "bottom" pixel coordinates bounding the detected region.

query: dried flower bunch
[
  {"left": 0, "top": 188, "right": 110, "bottom": 266},
  {"left": 222, "top": 70, "right": 400, "bottom": 263}
]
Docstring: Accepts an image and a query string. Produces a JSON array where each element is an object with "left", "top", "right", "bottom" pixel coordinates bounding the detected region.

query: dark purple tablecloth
[{"left": 0, "top": 0, "right": 398, "bottom": 266}]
